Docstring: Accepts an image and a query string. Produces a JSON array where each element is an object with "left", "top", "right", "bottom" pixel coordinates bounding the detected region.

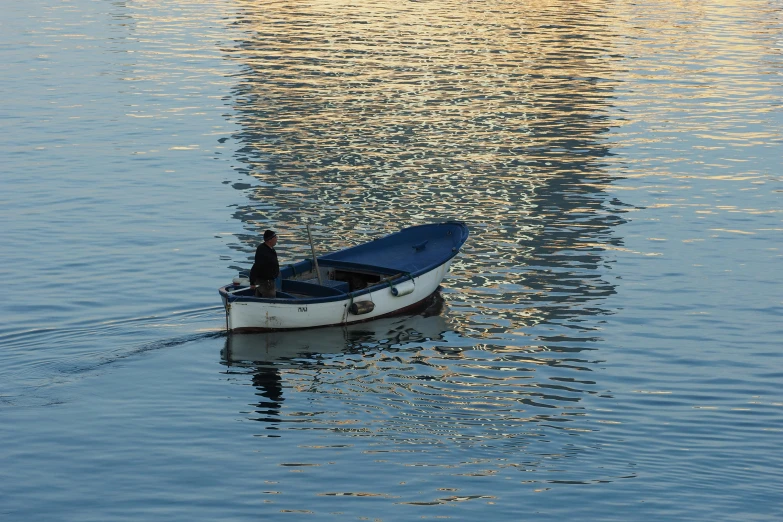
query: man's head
[{"left": 263, "top": 230, "right": 278, "bottom": 247}]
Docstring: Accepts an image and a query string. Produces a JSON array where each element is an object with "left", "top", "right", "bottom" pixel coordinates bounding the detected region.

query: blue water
[{"left": 1, "top": 0, "right": 781, "bottom": 520}]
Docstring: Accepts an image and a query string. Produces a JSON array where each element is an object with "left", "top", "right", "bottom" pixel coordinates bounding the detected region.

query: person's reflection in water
[{"left": 251, "top": 366, "right": 283, "bottom": 427}]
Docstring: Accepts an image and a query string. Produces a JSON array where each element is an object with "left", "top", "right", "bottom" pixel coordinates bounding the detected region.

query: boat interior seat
[{"left": 281, "top": 279, "right": 347, "bottom": 298}]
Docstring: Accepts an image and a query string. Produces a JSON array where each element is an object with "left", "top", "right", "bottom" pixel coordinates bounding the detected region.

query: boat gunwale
[
  {"left": 220, "top": 222, "right": 468, "bottom": 306},
  {"left": 220, "top": 256, "right": 447, "bottom": 306}
]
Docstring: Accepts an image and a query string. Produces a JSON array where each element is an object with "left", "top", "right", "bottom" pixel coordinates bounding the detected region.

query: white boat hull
[{"left": 222, "top": 260, "right": 451, "bottom": 332}]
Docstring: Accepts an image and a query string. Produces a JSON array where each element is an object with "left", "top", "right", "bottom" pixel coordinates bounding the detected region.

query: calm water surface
[{"left": 1, "top": 0, "right": 781, "bottom": 520}]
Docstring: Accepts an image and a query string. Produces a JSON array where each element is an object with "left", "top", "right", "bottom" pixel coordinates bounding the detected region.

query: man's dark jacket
[{"left": 250, "top": 243, "right": 279, "bottom": 283}]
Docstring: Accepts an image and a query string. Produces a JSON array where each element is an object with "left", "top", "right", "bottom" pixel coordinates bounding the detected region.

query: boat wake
[{"left": 0, "top": 306, "right": 225, "bottom": 408}]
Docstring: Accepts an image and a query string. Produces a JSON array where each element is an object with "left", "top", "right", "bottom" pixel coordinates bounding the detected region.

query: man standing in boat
[{"left": 250, "top": 230, "right": 279, "bottom": 298}]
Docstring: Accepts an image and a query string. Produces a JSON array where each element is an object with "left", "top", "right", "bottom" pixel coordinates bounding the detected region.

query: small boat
[{"left": 219, "top": 221, "right": 468, "bottom": 332}]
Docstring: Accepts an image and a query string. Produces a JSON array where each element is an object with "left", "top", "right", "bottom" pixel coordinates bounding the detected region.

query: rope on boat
[{"left": 343, "top": 292, "right": 354, "bottom": 324}]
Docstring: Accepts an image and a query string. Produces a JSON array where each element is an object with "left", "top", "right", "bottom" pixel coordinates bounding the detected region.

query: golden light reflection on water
[
  {"left": 214, "top": 0, "right": 781, "bottom": 489},
  {"left": 225, "top": 0, "right": 627, "bottom": 344},
  {"left": 223, "top": 21, "right": 620, "bottom": 470}
]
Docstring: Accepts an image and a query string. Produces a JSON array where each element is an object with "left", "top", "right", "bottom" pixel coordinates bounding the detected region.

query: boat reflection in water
[
  {"left": 221, "top": 295, "right": 450, "bottom": 426},
  {"left": 221, "top": 293, "right": 449, "bottom": 368}
]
